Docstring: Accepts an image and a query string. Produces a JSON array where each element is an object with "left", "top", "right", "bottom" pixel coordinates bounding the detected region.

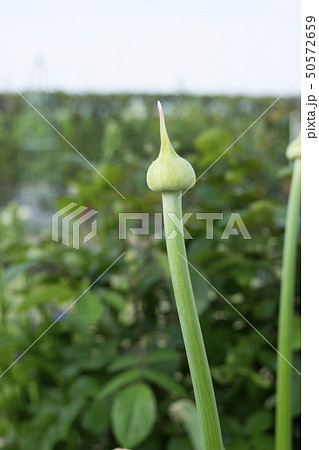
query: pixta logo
[
  {"left": 52, "top": 202, "right": 98, "bottom": 249},
  {"left": 119, "top": 212, "right": 251, "bottom": 240}
]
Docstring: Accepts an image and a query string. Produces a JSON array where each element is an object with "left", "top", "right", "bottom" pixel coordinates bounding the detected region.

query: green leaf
[
  {"left": 111, "top": 383, "right": 156, "bottom": 448},
  {"left": 68, "top": 376, "right": 100, "bottom": 399},
  {"left": 144, "top": 369, "right": 187, "bottom": 397},
  {"left": 236, "top": 367, "right": 272, "bottom": 389},
  {"left": 146, "top": 349, "right": 181, "bottom": 373},
  {"left": 99, "top": 289, "right": 126, "bottom": 311},
  {"left": 243, "top": 410, "right": 273, "bottom": 435},
  {"left": 169, "top": 399, "right": 202, "bottom": 450},
  {"left": 108, "top": 354, "right": 141, "bottom": 373},
  {"left": 2, "top": 261, "right": 33, "bottom": 287},
  {"left": 146, "top": 349, "right": 180, "bottom": 365},
  {"left": 97, "top": 369, "right": 142, "bottom": 399},
  {"left": 58, "top": 398, "right": 85, "bottom": 437},
  {"left": 75, "top": 292, "right": 103, "bottom": 324},
  {"left": 108, "top": 349, "right": 182, "bottom": 375},
  {"left": 82, "top": 398, "right": 110, "bottom": 433},
  {"left": 21, "top": 282, "right": 73, "bottom": 309},
  {"left": 245, "top": 370, "right": 272, "bottom": 389},
  {"left": 194, "top": 127, "right": 234, "bottom": 166}
]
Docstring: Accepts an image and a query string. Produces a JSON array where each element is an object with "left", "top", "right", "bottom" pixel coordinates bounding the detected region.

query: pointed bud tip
[
  {"left": 146, "top": 101, "right": 196, "bottom": 192},
  {"left": 157, "top": 100, "right": 166, "bottom": 136}
]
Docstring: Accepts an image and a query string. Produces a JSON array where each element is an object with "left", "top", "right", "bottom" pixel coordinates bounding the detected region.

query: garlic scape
[
  {"left": 275, "top": 132, "right": 301, "bottom": 450},
  {"left": 146, "top": 102, "right": 223, "bottom": 450}
]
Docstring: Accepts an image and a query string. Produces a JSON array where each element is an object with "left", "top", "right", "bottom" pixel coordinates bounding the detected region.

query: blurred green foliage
[{"left": 0, "top": 94, "right": 300, "bottom": 449}]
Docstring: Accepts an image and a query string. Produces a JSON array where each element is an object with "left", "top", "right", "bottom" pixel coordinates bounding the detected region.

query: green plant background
[{"left": 0, "top": 94, "right": 300, "bottom": 449}]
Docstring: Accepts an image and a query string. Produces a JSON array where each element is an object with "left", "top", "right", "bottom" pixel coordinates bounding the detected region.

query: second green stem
[{"left": 275, "top": 158, "right": 301, "bottom": 450}]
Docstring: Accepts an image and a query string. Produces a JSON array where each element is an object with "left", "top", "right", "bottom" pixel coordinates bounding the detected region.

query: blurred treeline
[{"left": 0, "top": 94, "right": 300, "bottom": 449}]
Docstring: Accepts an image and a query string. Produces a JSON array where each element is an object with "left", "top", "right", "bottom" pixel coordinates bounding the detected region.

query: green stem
[
  {"left": 162, "top": 190, "right": 223, "bottom": 450},
  {"left": 275, "top": 158, "right": 301, "bottom": 450},
  {"left": 0, "top": 261, "right": 6, "bottom": 327}
]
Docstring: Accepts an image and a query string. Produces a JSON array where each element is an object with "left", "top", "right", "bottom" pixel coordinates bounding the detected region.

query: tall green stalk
[
  {"left": 147, "top": 102, "right": 223, "bottom": 450},
  {"left": 162, "top": 191, "right": 223, "bottom": 450},
  {"left": 275, "top": 134, "right": 301, "bottom": 450}
]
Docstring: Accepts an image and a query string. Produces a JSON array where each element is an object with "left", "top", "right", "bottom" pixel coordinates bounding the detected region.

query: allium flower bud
[
  {"left": 286, "top": 132, "right": 301, "bottom": 160},
  {"left": 146, "top": 101, "right": 196, "bottom": 192}
]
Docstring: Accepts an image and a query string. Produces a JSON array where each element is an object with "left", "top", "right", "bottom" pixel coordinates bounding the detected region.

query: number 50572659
[{"left": 306, "top": 16, "right": 316, "bottom": 78}]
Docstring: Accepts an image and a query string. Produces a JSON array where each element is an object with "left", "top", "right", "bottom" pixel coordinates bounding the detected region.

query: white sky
[{"left": 0, "top": 0, "right": 300, "bottom": 95}]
